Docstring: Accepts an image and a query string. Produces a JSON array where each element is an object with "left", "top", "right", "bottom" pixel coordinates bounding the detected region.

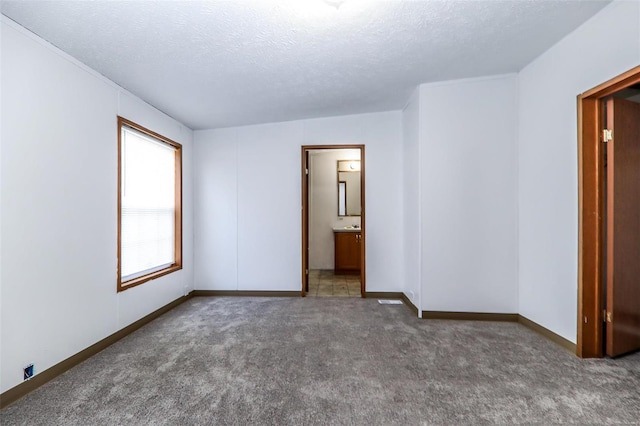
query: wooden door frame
[
  {"left": 301, "top": 145, "right": 366, "bottom": 297},
  {"left": 578, "top": 65, "right": 640, "bottom": 358}
]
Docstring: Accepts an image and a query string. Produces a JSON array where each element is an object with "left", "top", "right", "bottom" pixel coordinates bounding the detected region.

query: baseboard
[
  {"left": 419, "top": 310, "right": 577, "bottom": 354},
  {"left": 518, "top": 315, "right": 577, "bottom": 354},
  {"left": 422, "top": 311, "right": 519, "bottom": 322},
  {"left": 401, "top": 293, "right": 419, "bottom": 316},
  {"left": 364, "top": 292, "right": 403, "bottom": 299},
  {"left": 0, "top": 294, "right": 577, "bottom": 409},
  {"left": 0, "top": 292, "right": 193, "bottom": 409},
  {"left": 192, "top": 290, "right": 300, "bottom": 297}
]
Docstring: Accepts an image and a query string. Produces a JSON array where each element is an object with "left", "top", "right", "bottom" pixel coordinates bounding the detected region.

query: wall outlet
[{"left": 23, "top": 364, "right": 34, "bottom": 380}]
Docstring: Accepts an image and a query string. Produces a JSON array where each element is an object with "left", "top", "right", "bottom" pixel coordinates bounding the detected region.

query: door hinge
[
  {"left": 305, "top": 269, "right": 309, "bottom": 275},
  {"left": 305, "top": 168, "right": 309, "bottom": 175},
  {"left": 602, "top": 129, "right": 613, "bottom": 143},
  {"left": 604, "top": 311, "right": 612, "bottom": 323}
]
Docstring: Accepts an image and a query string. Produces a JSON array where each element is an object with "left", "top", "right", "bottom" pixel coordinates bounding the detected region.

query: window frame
[{"left": 117, "top": 116, "right": 183, "bottom": 292}]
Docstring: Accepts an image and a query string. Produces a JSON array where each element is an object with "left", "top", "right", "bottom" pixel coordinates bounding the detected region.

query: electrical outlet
[{"left": 23, "top": 364, "right": 34, "bottom": 380}]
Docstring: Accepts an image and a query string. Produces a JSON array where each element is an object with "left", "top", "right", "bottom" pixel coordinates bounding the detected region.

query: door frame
[
  {"left": 301, "top": 145, "right": 366, "bottom": 297},
  {"left": 577, "top": 65, "right": 640, "bottom": 358}
]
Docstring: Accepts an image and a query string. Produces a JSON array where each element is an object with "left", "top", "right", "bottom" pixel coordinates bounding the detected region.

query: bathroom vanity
[{"left": 333, "top": 228, "right": 361, "bottom": 274}]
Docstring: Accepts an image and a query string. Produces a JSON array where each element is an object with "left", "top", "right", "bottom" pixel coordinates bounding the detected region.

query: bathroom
[{"left": 307, "top": 148, "right": 362, "bottom": 297}]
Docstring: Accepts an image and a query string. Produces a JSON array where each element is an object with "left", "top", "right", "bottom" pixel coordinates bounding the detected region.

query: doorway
[
  {"left": 578, "top": 65, "right": 640, "bottom": 358},
  {"left": 301, "top": 145, "right": 366, "bottom": 297}
]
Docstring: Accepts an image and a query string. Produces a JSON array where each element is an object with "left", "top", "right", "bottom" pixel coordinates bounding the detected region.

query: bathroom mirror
[{"left": 337, "top": 160, "right": 361, "bottom": 216}]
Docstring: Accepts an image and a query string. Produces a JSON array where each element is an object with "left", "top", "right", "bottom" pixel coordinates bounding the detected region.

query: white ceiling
[{"left": 1, "top": 0, "right": 610, "bottom": 130}]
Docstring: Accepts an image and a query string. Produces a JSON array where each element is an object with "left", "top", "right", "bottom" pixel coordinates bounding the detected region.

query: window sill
[{"left": 117, "top": 264, "right": 182, "bottom": 292}]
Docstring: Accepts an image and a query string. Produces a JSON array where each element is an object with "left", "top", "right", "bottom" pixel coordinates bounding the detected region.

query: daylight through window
[{"left": 118, "top": 117, "right": 182, "bottom": 291}]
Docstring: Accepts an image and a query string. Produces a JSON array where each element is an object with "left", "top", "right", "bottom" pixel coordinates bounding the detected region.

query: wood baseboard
[
  {"left": 192, "top": 290, "right": 300, "bottom": 297},
  {"left": 518, "top": 315, "right": 577, "bottom": 354},
  {"left": 419, "top": 310, "right": 577, "bottom": 354},
  {"left": 422, "top": 311, "right": 519, "bottom": 322},
  {"left": 401, "top": 293, "right": 419, "bottom": 316},
  {"left": 0, "top": 294, "right": 578, "bottom": 410},
  {"left": 364, "top": 291, "right": 403, "bottom": 299},
  {"left": 0, "top": 293, "right": 193, "bottom": 409}
]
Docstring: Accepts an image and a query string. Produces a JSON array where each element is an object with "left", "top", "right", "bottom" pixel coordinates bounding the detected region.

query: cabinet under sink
[{"left": 334, "top": 230, "right": 361, "bottom": 274}]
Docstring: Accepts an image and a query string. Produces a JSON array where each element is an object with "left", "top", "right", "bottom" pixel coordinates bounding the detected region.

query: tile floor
[{"left": 307, "top": 269, "right": 361, "bottom": 297}]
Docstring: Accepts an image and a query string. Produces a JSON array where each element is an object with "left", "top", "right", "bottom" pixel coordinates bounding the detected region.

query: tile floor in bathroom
[{"left": 307, "top": 269, "right": 361, "bottom": 297}]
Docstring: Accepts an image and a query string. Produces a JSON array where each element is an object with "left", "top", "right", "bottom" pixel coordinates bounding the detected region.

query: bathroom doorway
[{"left": 301, "top": 145, "right": 366, "bottom": 297}]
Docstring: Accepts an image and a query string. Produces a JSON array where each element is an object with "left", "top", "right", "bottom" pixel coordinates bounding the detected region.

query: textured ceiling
[{"left": 1, "top": 0, "right": 610, "bottom": 130}]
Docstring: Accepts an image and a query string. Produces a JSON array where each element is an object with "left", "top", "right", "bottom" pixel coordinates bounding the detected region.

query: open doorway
[
  {"left": 301, "top": 145, "right": 366, "bottom": 297},
  {"left": 578, "top": 65, "right": 640, "bottom": 358}
]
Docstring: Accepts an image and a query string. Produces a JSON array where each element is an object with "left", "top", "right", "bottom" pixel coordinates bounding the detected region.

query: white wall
[
  {"left": 419, "top": 75, "right": 519, "bottom": 313},
  {"left": 192, "top": 128, "right": 238, "bottom": 290},
  {"left": 0, "top": 18, "right": 194, "bottom": 394},
  {"left": 194, "top": 111, "right": 403, "bottom": 292},
  {"left": 0, "top": 18, "right": 4, "bottom": 379},
  {"left": 401, "top": 88, "right": 421, "bottom": 310},
  {"left": 308, "top": 149, "right": 361, "bottom": 270},
  {"left": 518, "top": 0, "right": 640, "bottom": 342}
]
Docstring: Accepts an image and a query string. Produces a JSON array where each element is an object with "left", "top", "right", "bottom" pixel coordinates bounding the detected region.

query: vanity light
[{"left": 346, "top": 161, "right": 361, "bottom": 171}]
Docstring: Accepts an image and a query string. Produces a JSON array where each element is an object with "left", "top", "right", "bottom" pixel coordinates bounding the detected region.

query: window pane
[{"left": 121, "top": 126, "right": 176, "bottom": 280}]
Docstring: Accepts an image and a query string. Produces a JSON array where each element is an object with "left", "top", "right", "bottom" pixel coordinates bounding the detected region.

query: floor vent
[{"left": 378, "top": 299, "right": 403, "bottom": 305}]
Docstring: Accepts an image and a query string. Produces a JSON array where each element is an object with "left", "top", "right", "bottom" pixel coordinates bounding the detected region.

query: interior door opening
[
  {"left": 578, "top": 66, "right": 640, "bottom": 358},
  {"left": 301, "top": 145, "right": 366, "bottom": 298}
]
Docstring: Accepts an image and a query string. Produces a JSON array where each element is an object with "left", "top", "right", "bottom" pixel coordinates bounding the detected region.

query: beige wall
[{"left": 308, "top": 149, "right": 361, "bottom": 270}]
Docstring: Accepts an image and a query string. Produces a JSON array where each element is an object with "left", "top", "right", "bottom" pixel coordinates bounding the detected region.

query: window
[{"left": 117, "top": 117, "right": 182, "bottom": 292}]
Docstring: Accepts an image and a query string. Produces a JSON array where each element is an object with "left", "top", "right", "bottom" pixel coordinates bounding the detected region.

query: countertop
[{"left": 332, "top": 227, "right": 361, "bottom": 233}]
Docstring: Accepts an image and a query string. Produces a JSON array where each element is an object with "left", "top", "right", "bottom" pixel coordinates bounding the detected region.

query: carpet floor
[{"left": 1, "top": 296, "right": 639, "bottom": 425}]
